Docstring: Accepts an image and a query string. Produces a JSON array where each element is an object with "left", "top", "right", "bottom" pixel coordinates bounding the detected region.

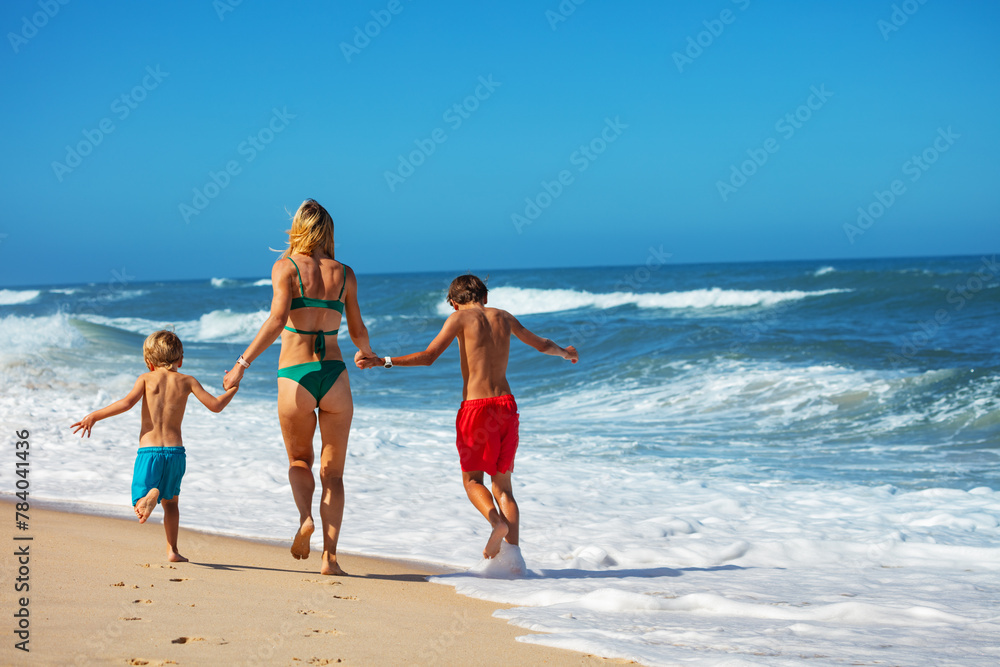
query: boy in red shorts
[{"left": 357, "top": 275, "right": 577, "bottom": 559}]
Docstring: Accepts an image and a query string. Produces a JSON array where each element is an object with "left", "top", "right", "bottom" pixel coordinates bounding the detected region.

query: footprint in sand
[
  {"left": 120, "top": 617, "right": 144, "bottom": 621},
  {"left": 331, "top": 595, "right": 358, "bottom": 601},
  {"left": 306, "top": 629, "right": 339, "bottom": 637},
  {"left": 168, "top": 578, "right": 190, "bottom": 582},
  {"left": 171, "top": 636, "right": 205, "bottom": 644},
  {"left": 307, "top": 659, "right": 343, "bottom": 665},
  {"left": 133, "top": 599, "right": 153, "bottom": 604},
  {"left": 112, "top": 581, "right": 125, "bottom": 587},
  {"left": 303, "top": 578, "right": 342, "bottom": 586}
]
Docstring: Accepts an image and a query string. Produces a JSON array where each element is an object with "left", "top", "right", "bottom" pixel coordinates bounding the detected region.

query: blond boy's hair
[
  {"left": 282, "top": 199, "right": 336, "bottom": 259},
  {"left": 143, "top": 330, "right": 183, "bottom": 370}
]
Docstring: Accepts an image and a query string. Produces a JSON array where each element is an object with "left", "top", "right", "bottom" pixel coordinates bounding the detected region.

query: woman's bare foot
[
  {"left": 135, "top": 489, "right": 159, "bottom": 524},
  {"left": 167, "top": 549, "right": 188, "bottom": 563},
  {"left": 320, "top": 551, "right": 347, "bottom": 576},
  {"left": 291, "top": 517, "right": 315, "bottom": 560},
  {"left": 483, "top": 519, "right": 509, "bottom": 559}
]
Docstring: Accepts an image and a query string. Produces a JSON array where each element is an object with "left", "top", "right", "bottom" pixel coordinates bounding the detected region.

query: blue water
[
  {"left": 2, "top": 254, "right": 999, "bottom": 491},
  {"left": 5, "top": 254, "right": 1000, "bottom": 667}
]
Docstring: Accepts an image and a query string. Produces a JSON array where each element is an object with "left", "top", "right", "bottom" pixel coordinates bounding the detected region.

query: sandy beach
[{"left": 1, "top": 500, "right": 623, "bottom": 666}]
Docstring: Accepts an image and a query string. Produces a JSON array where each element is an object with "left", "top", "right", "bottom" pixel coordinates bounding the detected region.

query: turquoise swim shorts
[{"left": 131, "top": 446, "right": 186, "bottom": 506}]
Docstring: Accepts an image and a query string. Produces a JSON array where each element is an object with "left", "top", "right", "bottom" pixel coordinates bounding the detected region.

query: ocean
[{"left": 2, "top": 255, "right": 999, "bottom": 665}]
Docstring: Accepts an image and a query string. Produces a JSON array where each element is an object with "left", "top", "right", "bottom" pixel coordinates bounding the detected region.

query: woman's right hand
[
  {"left": 223, "top": 363, "right": 245, "bottom": 389},
  {"left": 354, "top": 350, "right": 382, "bottom": 370}
]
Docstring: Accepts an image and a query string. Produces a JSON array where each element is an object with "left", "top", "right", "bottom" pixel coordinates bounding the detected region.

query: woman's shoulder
[
  {"left": 286, "top": 252, "right": 348, "bottom": 276},
  {"left": 271, "top": 256, "right": 297, "bottom": 276},
  {"left": 316, "top": 254, "right": 349, "bottom": 272}
]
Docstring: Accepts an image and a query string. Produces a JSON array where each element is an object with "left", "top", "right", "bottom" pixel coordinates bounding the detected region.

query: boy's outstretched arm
[
  {"left": 188, "top": 377, "right": 238, "bottom": 413},
  {"left": 358, "top": 313, "right": 461, "bottom": 369},
  {"left": 71, "top": 377, "right": 146, "bottom": 438},
  {"left": 510, "top": 314, "right": 578, "bottom": 363}
]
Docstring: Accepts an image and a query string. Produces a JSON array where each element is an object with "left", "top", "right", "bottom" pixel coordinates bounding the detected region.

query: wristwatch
[{"left": 384, "top": 356, "right": 392, "bottom": 369}]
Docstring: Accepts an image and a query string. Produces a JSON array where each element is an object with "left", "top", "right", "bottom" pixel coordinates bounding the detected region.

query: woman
[{"left": 224, "top": 199, "right": 375, "bottom": 576}]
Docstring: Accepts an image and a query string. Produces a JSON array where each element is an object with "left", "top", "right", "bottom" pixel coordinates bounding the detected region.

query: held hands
[
  {"left": 223, "top": 363, "right": 245, "bottom": 390},
  {"left": 354, "top": 350, "right": 383, "bottom": 370}
]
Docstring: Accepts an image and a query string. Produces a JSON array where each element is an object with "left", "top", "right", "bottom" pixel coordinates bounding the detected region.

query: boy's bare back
[
  {"left": 372, "top": 298, "right": 577, "bottom": 396},
  {"left": 452, "top": 306, "right": 515, "bottom": 401},
  {"left": 138, "top": 368, "right": 199, "bottom": 446},
  {"left": 73, "top": 366, "right": 236, "bottom": 443}
]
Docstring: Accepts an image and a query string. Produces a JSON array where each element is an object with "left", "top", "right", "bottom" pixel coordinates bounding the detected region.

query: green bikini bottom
[{"left": 277, "top": 360, "right": 347, "bottom": 402}]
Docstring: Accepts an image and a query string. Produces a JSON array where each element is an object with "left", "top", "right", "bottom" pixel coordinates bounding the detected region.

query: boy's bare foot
[
  {"left": 135, "top": 489, "right": 159, "bottom": 524},
  {"left": 483, "top": 519, "right": 509, "bottom": 559},
  {"left": 291, "top": 517, "right": 315, "bottom": 560},
  {"left": 167, "top": 550, "right": 188, "bottom": 563},
  {"left": 320, "top": 551, "right": 347, "bottom": 576}
]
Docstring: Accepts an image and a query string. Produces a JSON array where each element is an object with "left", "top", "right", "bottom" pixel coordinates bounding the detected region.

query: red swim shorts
[{"left": 455, "top": 395, "right": 519, "bottom": 475}]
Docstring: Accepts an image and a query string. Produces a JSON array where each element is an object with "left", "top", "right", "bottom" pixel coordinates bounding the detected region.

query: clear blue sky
[{"left": 1, "top": 0, "right": 998, "bottom": 286}]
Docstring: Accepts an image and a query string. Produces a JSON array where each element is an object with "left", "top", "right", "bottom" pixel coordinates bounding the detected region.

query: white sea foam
[
  {"left": 49, "top": 288, "right": 81, "bottom": 295},
  {"left": 536, "top": 359, "right": 898, "bottom": 432},
  {"left": 469, "top": 542, "right": 527, "bottom": 579},
  {"left": 6, "top": 384, "right": 998, "bottom": 666},
  {"left": 84, "top": 309, "right": 271, "bottom": 344},
  {"left": 0, "top": 313, "right": 88, "bottom": 354},
  {"left": 0, "top": 309, "right": 275, "bottom": 363},
  {"left": 185, "top": 308, "right": 270, "bottom": 342},
  {"left": 0, "top": 289, "right": 41, "bottom": 305},
  {"left": 2, "top": 307, "right": 996, "bottom": 666},
  {"left": 813, "top": 266, "right": 836, "bottom": 276},
  {"left": 82, "top": 289, "right": 146, "bottom": 302},
  {"left": 437, "top": 286, "right": 851, "bottom": 316},
  {"left": 211, "top": 277, "right": 271, "bottom": 288},
  {"left": 58, "top": 288, "right": 147, "bottom": 305}
]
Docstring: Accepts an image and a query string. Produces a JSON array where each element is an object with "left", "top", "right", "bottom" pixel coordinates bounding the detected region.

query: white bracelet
[{"left": 237, "top": 355, "right": 250, "bottom": 369}]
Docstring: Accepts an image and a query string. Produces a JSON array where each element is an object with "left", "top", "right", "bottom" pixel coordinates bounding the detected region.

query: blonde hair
[
  {"left": 143, "top": 330, "right": 183, "bottom": 370},
  {"left": 281, "top": 199, "right": 335, "bottom": 259}
]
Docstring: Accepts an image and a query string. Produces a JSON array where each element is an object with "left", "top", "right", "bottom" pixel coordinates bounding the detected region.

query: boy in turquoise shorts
[{"left": 72, "top": 330, "right": 238, "bottom": 562}]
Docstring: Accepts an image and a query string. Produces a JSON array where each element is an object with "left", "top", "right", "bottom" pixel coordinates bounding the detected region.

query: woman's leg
[
  {"left": 278, "top": 378, "right": 318, "bottom": 560},
  {"left": 316, "top": 372, "right": 353, "bottom": 575}
]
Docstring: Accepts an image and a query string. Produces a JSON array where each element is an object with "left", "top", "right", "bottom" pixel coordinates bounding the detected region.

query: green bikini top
[{"left": 284, "top": 257, "right": 346, "bottom": 358}]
